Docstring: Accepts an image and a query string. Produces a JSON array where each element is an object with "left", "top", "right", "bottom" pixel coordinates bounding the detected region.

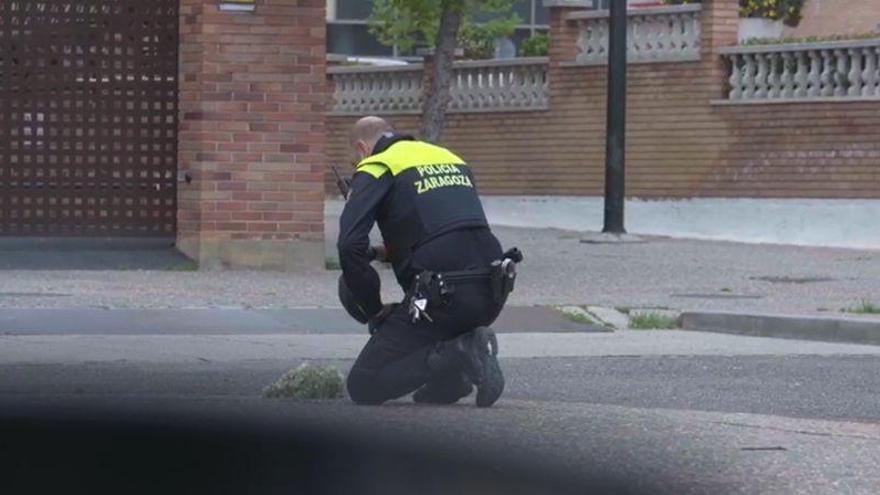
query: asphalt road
[
  {"left": 3, "top": 326, "right": 880, "bottom": 493},
  {"left": 3, "top": 354, "right": 880, "bottom": 423}
]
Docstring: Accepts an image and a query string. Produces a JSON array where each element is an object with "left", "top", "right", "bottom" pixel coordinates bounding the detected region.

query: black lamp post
[{"left": 603, "top": 0, "right": 627, "bottom": 234}]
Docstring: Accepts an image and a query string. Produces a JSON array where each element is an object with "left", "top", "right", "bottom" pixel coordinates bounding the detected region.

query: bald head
[{"left": 349, "top": 116, "right": 392, "bottom": 165}]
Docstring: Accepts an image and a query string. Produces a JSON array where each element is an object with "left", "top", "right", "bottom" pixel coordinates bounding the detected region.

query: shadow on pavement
[
  {"left": 0, "top": 399, "right": 655, "bottom": 495},
  {"left": 0, "top": 237, "right": 195, "bottom": 271}
]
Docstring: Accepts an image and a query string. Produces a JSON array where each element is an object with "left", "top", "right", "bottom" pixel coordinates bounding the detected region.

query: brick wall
[
  {"left": 327, "top": 0, "right": 880, "bottom": 200},
  {"left": 179, "top": 0, "right": 326, "bottom": 268},
  {"left": 784, "top": 0, "right": 880, "bottom": 38}
]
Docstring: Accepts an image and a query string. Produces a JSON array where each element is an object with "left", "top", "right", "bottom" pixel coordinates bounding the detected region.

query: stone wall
[{"left": 784, "top": 0, "right": 880, "bottom": 38}]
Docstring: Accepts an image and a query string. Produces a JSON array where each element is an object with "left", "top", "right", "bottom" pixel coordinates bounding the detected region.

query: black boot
[
  {"left": 427, "top": 327, "right": 504, "bottom": 408},
  {"left": 413, "top": 371, "right": 473, "bottom": 405}
]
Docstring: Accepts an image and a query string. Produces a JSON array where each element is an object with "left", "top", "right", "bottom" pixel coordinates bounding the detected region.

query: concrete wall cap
[{"left": 543, "top": 0, "right": 593, "bottom": 7}]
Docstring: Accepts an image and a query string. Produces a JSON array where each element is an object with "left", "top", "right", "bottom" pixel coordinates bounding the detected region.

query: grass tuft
[
  {"left": 559, "top": 307, "right": 594, "bottom": 325},
  {"left": 325, "top": 258, "right": 342, "bottom": 271},
  {"left": 842, "top": 300, "right": 880, "bottom": 315},
  {"left": 629, "top": 312, "right": 679, "bottom": 330},
  {"left": 166, "top": 262, "right": 198, "bottom": 272},
  {"left": 263, "top": 363, "right": 344, "bottom": 400}
]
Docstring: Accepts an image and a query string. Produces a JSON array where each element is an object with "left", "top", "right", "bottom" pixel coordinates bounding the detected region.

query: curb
[
  {"left": 680, "top": 311, "right": 880, "bottom": 346},
  {"left": 0, "top": 306, "right": 605, "bottom": 336}
]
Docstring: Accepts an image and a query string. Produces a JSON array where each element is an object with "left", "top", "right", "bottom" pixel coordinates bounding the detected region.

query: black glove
[{"left": 368, "top": 304, "right": 397, "bottom": 335}]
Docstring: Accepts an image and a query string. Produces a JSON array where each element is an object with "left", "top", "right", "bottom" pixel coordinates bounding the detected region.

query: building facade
[{"left": 0, "top": 0, "right": 328, "bottom": 269}]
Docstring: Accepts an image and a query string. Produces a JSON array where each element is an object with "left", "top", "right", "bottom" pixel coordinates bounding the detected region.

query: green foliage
[
  {"left": 741, "top": 32, "right": 880, "bottom": 46},
  {"left": 740, "top": 0, "right": 804, "bottom": 26},
  {"left": 663, "top": 0, "right": 804, "bottom": 26},
  {"left": 263, "top": 363, "right": 344, "bottom": 400},
  {"left": 459, "top": 16, "right": 520, "bottom": 59},
  {"left": 629, "top": 312, "right": 679, "bottom": 330},
  {"left": 842, "top": 300, "right": 880, "bottom": 315},
  {"left": 520, "top": 33, "right": 549, "bottom": 57},
  {"left": 561, "top": 309, "right": 594, "bottom": 325},
  {"left": 369, "top": 0, "right": 520, "bottom": 58}
]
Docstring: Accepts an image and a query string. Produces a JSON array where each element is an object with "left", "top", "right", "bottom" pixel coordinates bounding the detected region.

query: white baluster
[
  {"left": 807, "top": 50, "right": 821, "bottom": 97},
  {"left": 658, "top": 14, "right": 673, "bottom": 60},
  {"left": 820, "top": 50, "right": 834, "bottom": 96},
  {"left": 767, "top": 53, "right": 780, "bottom": 98},
  {"left": 742, "top": 54, "right": 756, "bottom": 99},
  {"left": 513, "top": 66, "right": 525, "bottom": 108},
  {"left": 575, "top": 21, "right": 589, "bottom": 63},
  {"left": 352, "top": 75, "right": 362, "bottom": 113},
  {"left": 332, "top": 75, "right": 343, "bottom": 112},
  {"left": 780, "top": 52, "right": 795, "bottom": 98},
  {"left": 848, "top": 47, "right": 863, "bottom": 97},
  {"left": 626, "top": 16, "right": 638, "bottom": 62},
  {"left": 375, "top": 73, "right": 384, "bottom": 111},
  {"left": 754, "top": 53, "right": 769, "bottom": 98},
  {"left": 834, "top": 49, "right": 848, "bottom": 97},
  {"left": 594, "top": 19, "right": 609, "bottom": 61},
  {"left": 689, "top": 11, "right": 701, "bottom": 56},
  {"left": 794, "top": 51, "right": 809, "bottom": 98},
  {"left": 661, "top": 14, "right": 671, "bottom": 59},
  {"left": 391, "top": 73, "right": 402, "bottom": 111},
  {"left": 452, "top": 69, "right": 464, "bottom": 111},
  {"left": 650, "top": 15, "right": 681, "bottom": 60},
  {"left": 370, "top": 73, "right": 381, "bottom": 112},
  {"left": 867, "top": 47, "right": 880, "bottom": 97},
  {"left": 729, "top": 54, "right": 743, "bottom": 100}
]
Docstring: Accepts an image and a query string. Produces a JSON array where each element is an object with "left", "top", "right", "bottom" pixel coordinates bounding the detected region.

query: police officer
[{"left": 339, "top": 116, "right": 515, "bottom": 408}]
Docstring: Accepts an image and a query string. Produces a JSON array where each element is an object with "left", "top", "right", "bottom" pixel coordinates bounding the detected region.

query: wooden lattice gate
[{"left": 0, "top": 0, "right": 178, "bottom": 237}]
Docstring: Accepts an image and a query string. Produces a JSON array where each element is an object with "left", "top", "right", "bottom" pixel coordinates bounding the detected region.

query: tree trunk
[{"left": 420, "top": 1, "right": 462, "bottom": 143}]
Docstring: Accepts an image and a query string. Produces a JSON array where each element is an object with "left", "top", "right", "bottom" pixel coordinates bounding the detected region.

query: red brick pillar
[
  {"left": 178, "top": 0, "right": 326, "bottom": 269},
  {"left": 545, "top": 1, "right": 588, "bottom": 103},
  {"left": 701, "top": 0, "right": 740, "bottom": 85}
]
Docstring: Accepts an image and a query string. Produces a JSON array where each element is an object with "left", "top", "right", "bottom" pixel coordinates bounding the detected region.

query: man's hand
[
  {"left": 368, "top": 304, "right": 397, "bottom": 335},
  {"left": 366, "top": 245, "right": 389, "bottom": 263}
]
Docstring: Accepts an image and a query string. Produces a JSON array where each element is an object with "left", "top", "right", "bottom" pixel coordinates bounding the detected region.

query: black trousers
[{"left": 346, "top": 279, "right": 502, "bottom": 405}]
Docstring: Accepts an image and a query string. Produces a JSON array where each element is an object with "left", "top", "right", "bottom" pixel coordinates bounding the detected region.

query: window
[
  {"left": 327, "top": 23, "right": 393, "bottom": 57},
  {"left": 325, "top": 0, "right": 551, "bottom": 58},
  {"left": 335, "top": 0, "right": 375, "bottom": 20}
]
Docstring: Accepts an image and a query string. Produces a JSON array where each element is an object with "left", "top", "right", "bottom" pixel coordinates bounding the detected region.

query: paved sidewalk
[{"left": 1, "top": 226, "right": 878, "bottom": 315}]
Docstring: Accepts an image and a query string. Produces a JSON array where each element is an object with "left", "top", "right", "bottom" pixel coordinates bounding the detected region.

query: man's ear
[{"left": 356, "top": 140, "right": 370, "bottom": 160}]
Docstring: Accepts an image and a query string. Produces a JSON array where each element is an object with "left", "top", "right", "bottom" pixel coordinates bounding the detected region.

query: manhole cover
[
  {"left": 750, "top": 276, "right": 835, "bottom": 284},
  {"left": 671, "top": 293, "right": 765, "bottom": 300}
]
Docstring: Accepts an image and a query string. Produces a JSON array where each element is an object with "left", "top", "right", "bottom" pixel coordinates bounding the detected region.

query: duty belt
[{"left": 407, "top": 248, "right": 523, "bottom": 323}]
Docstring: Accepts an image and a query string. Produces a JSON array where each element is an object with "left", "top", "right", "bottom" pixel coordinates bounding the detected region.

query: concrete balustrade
[
  {"left": 565, "top": 4, "right": 702, "bottom": 65},
  {"left": 721, "top": 39, "right": 880, "bottom": 102},
  {"left": 328, "top": 58, "right": 549, "bottom": 115}
]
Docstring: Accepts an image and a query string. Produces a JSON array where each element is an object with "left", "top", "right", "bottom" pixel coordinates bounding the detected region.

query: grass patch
[
  {"left": 165, "top": 262, "right": 198, "bottom": 272},
  {"left": 566, "top": 312, "right": 594, "bottom": 325},
  {"left": 615, "top": 306, "right": 632, "bottom": 315},
  {"left": 325, "top": 258, "right": 341, "bottom": 271},
  {"left": 263, "top": 363, "right": 344, "bottom": 400},
  {"left": 720, "top": 287, "right": 732, "bottom": 293},
  {"left": 629, "top": 312, "right": 679, "bottom": 330},
  {"left": 842, "top": 300, "right": 880, "bottom": 315},
  {"left": 558, "top": 307, "right": 594, "bottom": 325}
]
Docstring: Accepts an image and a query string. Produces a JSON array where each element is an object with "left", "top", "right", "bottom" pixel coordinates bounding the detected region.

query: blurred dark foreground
[{"left": 0, "top": 399, "right": 658, "bottom": 495}]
